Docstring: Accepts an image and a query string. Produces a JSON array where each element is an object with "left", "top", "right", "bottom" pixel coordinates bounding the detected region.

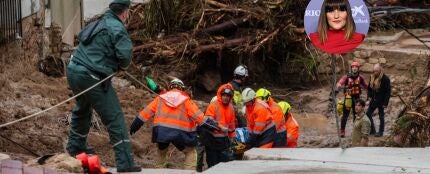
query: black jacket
[{"left": 367, "top": 74, "right": 391, "bottom": 106}]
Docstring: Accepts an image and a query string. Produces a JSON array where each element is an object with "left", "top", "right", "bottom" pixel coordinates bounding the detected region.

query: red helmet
[{"left": 351, "top": 61, "right": 360, "bottom": 67}]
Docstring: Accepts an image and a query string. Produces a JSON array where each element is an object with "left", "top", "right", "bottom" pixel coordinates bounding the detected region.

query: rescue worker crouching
[
  {"left": 278, "top": 102, "right": 299, "bottom": 148},
  {"left": 200, "top": 84, "right": 236, "bottom": 168},
  {"left": 255, "top": 88, "right": 287, "bottom": 147},
  {"left": 241, "top": 88, "right": 276, "bottom": 148},
  {"left": 129, "top": 79, "right": 220, "bottom": 170}
]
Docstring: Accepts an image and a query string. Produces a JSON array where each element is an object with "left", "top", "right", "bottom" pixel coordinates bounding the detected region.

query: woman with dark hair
[{"left": 309, "top": 0, "right": 365, "bottom": 54}]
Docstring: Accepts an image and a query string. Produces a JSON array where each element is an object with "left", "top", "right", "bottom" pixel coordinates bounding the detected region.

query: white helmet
[
  {"left": 169, "top": 78, "right": 185, "bottom": 89},
  {"left": 210, "top": 96, "right": 217, "bottom": 103},
  {"left": 234, "top": 65, "right": 248, "bottom": 77},
  {"left": 241, "top": 88, "right": 256, "bottom": 103}
]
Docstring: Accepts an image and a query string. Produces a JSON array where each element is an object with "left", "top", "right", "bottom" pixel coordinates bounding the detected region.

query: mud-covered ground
[{"left": 0, "top": 29, "right": 428, "bottom": 172}]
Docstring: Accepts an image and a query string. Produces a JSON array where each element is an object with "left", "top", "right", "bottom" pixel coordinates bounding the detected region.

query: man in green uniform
[
  {"left": 351, "top": 99, "right": 371, "bottom": 147},
  {"left": 66, "top": 0, "right": 141, "bottom": 172}
]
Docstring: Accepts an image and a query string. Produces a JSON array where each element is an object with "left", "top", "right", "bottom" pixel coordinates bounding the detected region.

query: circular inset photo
[{"left": 304, "top": 0, "right": 370, "bottom": 54}]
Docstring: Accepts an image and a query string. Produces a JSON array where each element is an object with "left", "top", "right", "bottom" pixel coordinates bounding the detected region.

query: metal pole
[{"left": 331, "top": 54, "right": 344, "bottom": 149}]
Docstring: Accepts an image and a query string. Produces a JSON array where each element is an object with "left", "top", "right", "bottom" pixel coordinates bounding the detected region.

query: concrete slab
[
  {"left": 244, "top": 148, "right": 430, "bottom": 170},
  {"left": 203, "top": 160, "right": 429, "bottom": 174},
  {"left": 110, "top": 168, "right": 195, "bottom": 174},
  {"left": 0, "top": 153, "right": 10, "bottom": 161}
]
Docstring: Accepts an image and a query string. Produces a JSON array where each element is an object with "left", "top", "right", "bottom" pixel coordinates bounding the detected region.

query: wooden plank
[{"left": 23, "top": 166, "right": 44, "bottom": 174}]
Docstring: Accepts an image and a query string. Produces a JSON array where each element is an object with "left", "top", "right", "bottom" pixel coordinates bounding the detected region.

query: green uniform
[
  {"left": 351, "top": 114, "right": 371, "bottom": 146},
  {"left": 66, "top": 9, "right": 136, "bottom": 170}
]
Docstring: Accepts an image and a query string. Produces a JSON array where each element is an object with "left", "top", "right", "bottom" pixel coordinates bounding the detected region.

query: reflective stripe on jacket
[
  {"left": 267, "top": 98, "right": 286, "bottom": 134},
  {"left": 139, "top": 89, "right": 206, "bottom": 145},
  {"left": 246, "top": 99, "right": 276, "bottom": 147},
  {"left": 205, "top": 84, "right": 236, "bottom": 138},
  {"left": 285, "top": 113, "right": 299, "bottom": 148}
]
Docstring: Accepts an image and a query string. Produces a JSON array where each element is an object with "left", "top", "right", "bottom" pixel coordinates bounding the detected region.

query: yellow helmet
[
  {"left": 255, "top": 88, "right": 271, "bottom": 101},
  {"left": 278, "top": 101, "right": 291, "bottom": 115}
]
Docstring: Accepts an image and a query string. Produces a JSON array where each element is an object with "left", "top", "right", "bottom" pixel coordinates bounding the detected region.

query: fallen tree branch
[
  {"left": 204, "top": 0, "right": 228, "bottom": 8},
  {"left": 406, "top": 111, "right": 429, "bottom": 119},
  {"left": 133, "top": 36, "right": 187, "bottom": 52},
  {"left": 193, "top": 37, "right": 250, "bottom": 54},
  {"left": 252, "top": 28, "right": 280, "bottom": 53},
  {"left": 200, "top": 17, "right": 249, "bottom": 34},
  {"left": 204, "top": 8, "right": 260, "bottom": 18}
]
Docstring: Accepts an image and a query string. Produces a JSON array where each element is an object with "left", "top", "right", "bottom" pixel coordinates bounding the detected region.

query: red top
[{"left": 309, "top": 30, "right": 365, "bottom": 54}]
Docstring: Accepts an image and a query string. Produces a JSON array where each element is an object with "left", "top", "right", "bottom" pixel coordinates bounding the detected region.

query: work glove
[
  {"left": 129, "top": 116, "right": 144, "bottom": 135},
  {"left": 232, "top": 141, "right": 247, "bottom": 154},
  {"left": 201, "top": 118, "right": 221, "bottom": 131}
]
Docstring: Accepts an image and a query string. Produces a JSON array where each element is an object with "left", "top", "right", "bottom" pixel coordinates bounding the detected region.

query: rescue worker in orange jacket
[
  {"left": 129, "top": 79, "right": 219, "bottom": 170},
  {"left": 200, "top": 84, "right": 236, "bottom": 168},
  {"left": 278, "top": 101, "right": 299, "bottom": 148},
  {"left": 242, "top": 88, "right": 276, "bottom": 148},
  {"left": 255, "top": 88, "right": 287, "bottom": 147}
]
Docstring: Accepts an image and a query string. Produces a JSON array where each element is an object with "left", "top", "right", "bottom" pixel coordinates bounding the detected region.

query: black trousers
[
  {"left": 205, "top": 147, "right": 233, "bottom": 168},
  {"left": 196, "top": 141, "right": 205, "bottom": 172},
  {"left": 366, "top": 104, "right": 385, "bottom": 134},
  {"left": 340, "top": 96, "right": 360, "bottom": 130}
]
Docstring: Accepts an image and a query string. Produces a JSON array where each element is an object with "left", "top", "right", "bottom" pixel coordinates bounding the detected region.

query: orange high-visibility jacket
[
  {"left": 139, "top": 89, "right": 206, "bottom": 146},
  {"left": 267, "top": 98, "right": 286, "bottom": 134},
  {"left": 285, "top": 113, "right": 299, "bottom": 148},
  {"left": 205, "top": 84, "right": 236, "bottom": 139},
  {"left": 246, "top": 99, "right": 276, "bottom": 147}
]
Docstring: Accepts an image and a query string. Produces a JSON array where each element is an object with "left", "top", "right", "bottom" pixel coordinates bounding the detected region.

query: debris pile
[
  {"left": 125, "top": 0, "right": 309, "bottom": 88},
  {"left": 391, "top": 85, "right": 430, "bottom": 147}
]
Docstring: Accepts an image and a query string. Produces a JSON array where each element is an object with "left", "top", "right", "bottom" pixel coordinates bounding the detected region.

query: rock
[
  {"left": 0, "top": 153, "right": 10, "bottom": 161},
  {"left": 361, "top": 63, "right": 374, "bottom": 73},
  {"left": 385, "top": 63, "right": 395, "bottom": 68},
  {"left": 397, "top": 76, "right": 408, "bottom": 84},
  {"left": 29, "top": 153, "right": 83, "bottom": 173},
  {"left": 368, "top": 58, "right": 379, "bottom": 64},
  {"left": 353, "top": 51, "right": 361, "bottom": 58},
  {"left": 112, "top": 77, "right": 131, "bottom": 89},
  {"left": 353, "top": 58, "right": 366, "bottom": 65},
  {"left": 360, "top": 50, "right": 371, "bottom": 58},
  {"left": 197, "top": 70, "right": 221, "bottom": 92},
  {"left": 379, "top": 58, "right": 387, "bottom": 64},
  {"left": 392, "top": 88, "right": 398, "bottom": 95},
  {"left": 397, "top": 64, "right": 409, "bottom": 71}
]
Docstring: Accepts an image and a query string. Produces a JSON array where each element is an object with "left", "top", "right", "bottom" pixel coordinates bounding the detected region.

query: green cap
[{"left": 110, "top": 0, "right": 131, "bottom": 7}]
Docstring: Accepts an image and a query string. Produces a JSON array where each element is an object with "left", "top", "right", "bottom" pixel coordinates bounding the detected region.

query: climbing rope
[{"left": 0, "top": 73, "right": 115, "bottom": 129}]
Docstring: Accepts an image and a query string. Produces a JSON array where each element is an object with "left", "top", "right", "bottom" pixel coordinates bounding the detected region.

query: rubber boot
[
  {"left": 114, "top": 141, "right": 141, "bottom": 173},
  {"left": 183, "top": 147, "right": 197, "bottom": 170},
  {"left": 340, "top": 129, "right": 345, "bottom": 138},
  {"left": 155, "top": 148, "right": 168, "bottom": 168}
]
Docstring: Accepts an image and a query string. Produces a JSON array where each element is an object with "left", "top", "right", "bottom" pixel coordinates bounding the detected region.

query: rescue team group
[{"left": 64, "top": 0, "right": 390, "bottom": 172}]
